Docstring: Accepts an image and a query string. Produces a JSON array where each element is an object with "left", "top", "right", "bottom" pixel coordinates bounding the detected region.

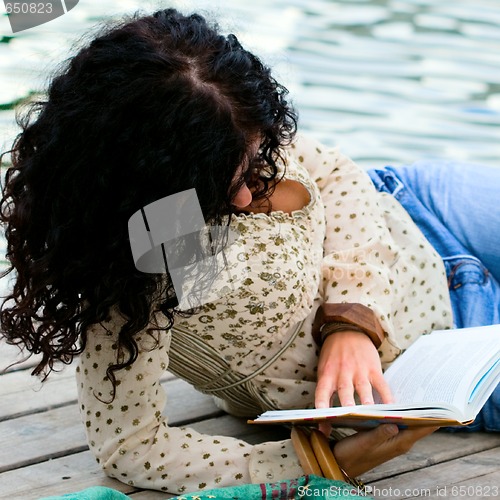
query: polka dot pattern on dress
[{"left": 76, "top": 135, "right": 453, "bottom": 495}]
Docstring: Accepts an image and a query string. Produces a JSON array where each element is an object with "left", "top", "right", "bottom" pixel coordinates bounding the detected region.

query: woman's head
[
  {"left": 0, "top": 8, "right": 296, "bottom": 382},
  {"left": 30, "top": 8, "right": 295, "bottom": 216}
]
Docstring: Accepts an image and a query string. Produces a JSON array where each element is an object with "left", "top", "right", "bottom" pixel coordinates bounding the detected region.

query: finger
[
  {"left": 315, "top": 377, "right": 336, "bottom": 409},
  {"left": 399, "top": 425, "right": 438, "bottom": 441},
  {"left": 382, "top": 425, "right": 438, "bottom": 457},
  {"left": 318, "top": 420, "right": 332, "bottom": 438},
  {"left": 353, "top": 379, "right": 375, "bottom": 405},
  {"left": 337, "top": 382, "right": 355, "bottom": 407},
  {"left": 363, "top": 424, "right": 400, "bottom": 445},
  {"left": 371, "top": 373, "right": 394, "bottom": 404}
]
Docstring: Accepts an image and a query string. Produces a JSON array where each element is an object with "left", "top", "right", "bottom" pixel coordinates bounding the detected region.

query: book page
[
  {"left": 384, "top": 326, "right": 500, "bottom": 417},
  {"left": 251, "top": 325, "right": 500, "bottom": 427}
]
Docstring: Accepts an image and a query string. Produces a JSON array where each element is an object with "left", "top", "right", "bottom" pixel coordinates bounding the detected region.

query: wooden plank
[
  {"left": 438, "top": 469, "right": 500, "bottom": 500},
  {"left": 0, "top": 364, "right": 175, "bottom": 400},
  {"left": 368, "top": 447, "right": 500, "bottom": 500},
  {"left": 3, "top": 444, "right": 498, "bottom": 500},
  {"left": 2, "top": 347, "right": 499, "bottom": 500},
  {"left": 0, "top": 415, "right": 284, "bottom": 500},
  {"left": 0, "top": 403, "right": 87, "bottom": 473},
  {"left": 0, "top": 378, "right": 222, "bottom": 473},
  {"left": 0, "top": 365, "right": 77, "bottom": 422},
  {"left": 361, "top": 431, "right": 500, "bottom": 483},
  {"left": 0, "top": 450, "right": 135, "bottom": 500},
  {"left": 3, "top": 396, "right": 497, "bottom": 492},
  {"left": 0, "top": 363, "right": 76, "bottom": 397},
  {"left": 0, "top": 338, "right": 40, "bottom": 372},
  {"left": 0, "top": 364, "right": 175, "bottom": 421},
  {"left": 3, "top": 409, "right": 498, "bottom": 500}
]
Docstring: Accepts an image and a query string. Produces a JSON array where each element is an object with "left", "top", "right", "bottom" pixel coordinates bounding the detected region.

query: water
[
  {"left": 1, "top": 0, "right": 500, "bottom": 167},
  {"left": 0, "top": 0, "right": 500, "bottom": 275}
]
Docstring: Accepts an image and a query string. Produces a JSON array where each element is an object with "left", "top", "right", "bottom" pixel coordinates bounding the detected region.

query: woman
[{"left": 1, "top": 8, "right": 498, "bottom": 496}]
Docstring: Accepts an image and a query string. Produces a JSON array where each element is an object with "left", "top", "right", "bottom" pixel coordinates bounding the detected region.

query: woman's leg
[
  {"left": 369, "top": 160, "right": 500, "bottom": 431},
  {"left": 391, "top": 159, "right": 500, "bottom": 284}
]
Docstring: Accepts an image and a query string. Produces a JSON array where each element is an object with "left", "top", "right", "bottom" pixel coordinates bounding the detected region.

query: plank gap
[
  {"left": 0, "top": 399, "right": 78, "bottom": 423},
  {"left": 0, "top": 445, "right": 90, "bottom": 474}
]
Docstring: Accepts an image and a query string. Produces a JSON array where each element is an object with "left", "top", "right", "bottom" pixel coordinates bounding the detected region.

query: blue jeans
[{"left": 368, "top": 160, "right": 500, "bottom": 432}]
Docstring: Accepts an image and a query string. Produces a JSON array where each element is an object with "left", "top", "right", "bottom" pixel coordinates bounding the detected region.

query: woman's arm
[
  {"left": 76, "top": 307, "right": 438, "bottom": 493},
  {"left": 76, "top": 309, "right": 304, "bottom": 495},
  {"left": 289, "top": 136, "right": 400, "bottom": 408}
]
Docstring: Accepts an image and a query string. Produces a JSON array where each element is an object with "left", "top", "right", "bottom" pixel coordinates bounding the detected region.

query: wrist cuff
[{"left": 312, "top": 303, "right": 385, "bottom": 348}]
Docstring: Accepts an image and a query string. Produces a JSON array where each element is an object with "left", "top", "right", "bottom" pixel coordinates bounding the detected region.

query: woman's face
[{"left": 230, "top": 136, "right": 261, "bottom": 209}]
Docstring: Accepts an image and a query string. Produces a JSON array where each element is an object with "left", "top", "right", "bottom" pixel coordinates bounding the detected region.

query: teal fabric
[
  {"left": 40, "top": 486, "right": 128, "bottom": 500},
  {"left": 38, "top": 476, "right": 372, "bottom": 499},
  {"left": 172, "top": 475, "right": 370, "bottom": 499}
]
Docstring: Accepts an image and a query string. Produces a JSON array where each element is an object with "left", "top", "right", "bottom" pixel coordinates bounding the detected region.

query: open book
[{"left": 250, "top": 324, "right": 500, "bottom": 428}]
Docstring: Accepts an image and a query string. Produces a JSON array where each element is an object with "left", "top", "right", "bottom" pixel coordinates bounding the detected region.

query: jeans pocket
[{"left": 444, "top": 256, "right": 500, "bottom": 328}]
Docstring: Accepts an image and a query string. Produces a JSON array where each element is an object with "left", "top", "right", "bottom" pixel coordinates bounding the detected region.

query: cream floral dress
[{"left": 76, "top": 135, "right": 453, "bottom": 494}]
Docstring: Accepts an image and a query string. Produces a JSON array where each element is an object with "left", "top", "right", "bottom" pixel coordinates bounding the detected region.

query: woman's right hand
[
  {"left": 332, "top": 424, "right": 438, "bottom": 478},
  {"left": 315, "top": 329, "right": 394, "bottom": 408}
]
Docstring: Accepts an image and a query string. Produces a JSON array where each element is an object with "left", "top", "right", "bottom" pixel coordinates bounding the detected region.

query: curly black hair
[{"left": 0, "top": 8, "right": 297, "bottom": 388}]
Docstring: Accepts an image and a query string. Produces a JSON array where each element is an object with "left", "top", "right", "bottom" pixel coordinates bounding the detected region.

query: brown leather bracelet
[
  {"left": 312, "top": 303, "right": 385, "bottom": 348},
  {"left": 319, "top": 321, "right": 366, "bottom": 344}
]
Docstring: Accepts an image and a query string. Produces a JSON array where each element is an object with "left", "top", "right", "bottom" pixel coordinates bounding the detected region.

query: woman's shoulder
[
  {"left": 284, "top": 134, "right": 370, "bottom": 193},
  {"left": 286, "top": 134, "right": 338, "bottom": 165}
]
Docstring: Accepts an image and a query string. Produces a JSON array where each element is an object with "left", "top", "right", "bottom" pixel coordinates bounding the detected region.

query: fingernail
[{"left": 383, "top": 424, "right": 399, "bottom": 436}]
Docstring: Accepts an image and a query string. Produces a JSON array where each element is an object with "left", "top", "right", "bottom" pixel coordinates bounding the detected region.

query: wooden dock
[{"left": 1, "top": 340, "right": 499, "bottom": 500}]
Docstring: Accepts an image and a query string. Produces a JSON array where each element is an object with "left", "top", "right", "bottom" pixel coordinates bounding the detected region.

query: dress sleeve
[
  {"left": 76, "top": 309, "right": 303, "bottom": 495},
  {"left": 289, "top": 135, "right": 400, "bottom": 352}
]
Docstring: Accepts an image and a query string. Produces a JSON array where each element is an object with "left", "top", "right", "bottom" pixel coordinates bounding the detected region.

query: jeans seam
[{"left": 441, "top": 254, "right": 484, "bottom": 265}]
